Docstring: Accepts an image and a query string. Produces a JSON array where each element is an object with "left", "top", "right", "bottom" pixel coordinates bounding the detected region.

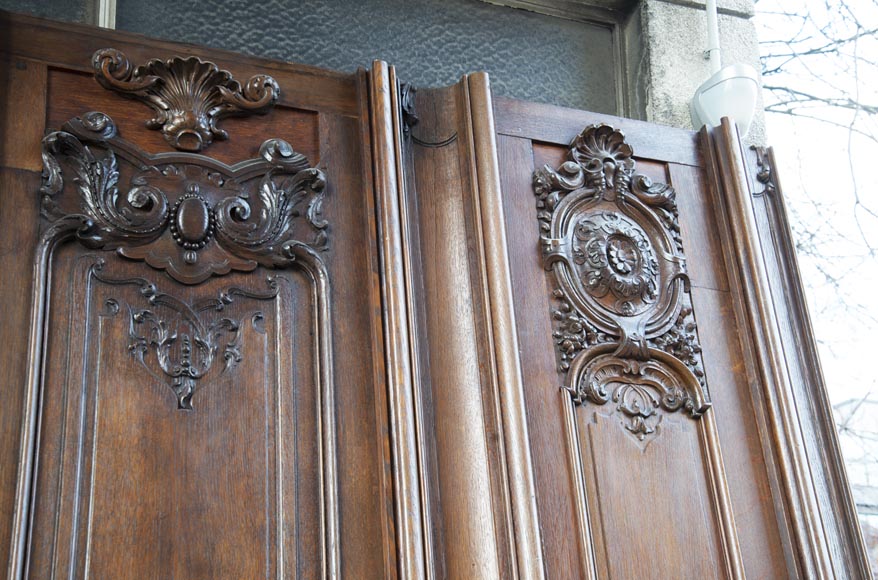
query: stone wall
[{"left": 622, "top": 0, "right": 764, "bottom": 143}]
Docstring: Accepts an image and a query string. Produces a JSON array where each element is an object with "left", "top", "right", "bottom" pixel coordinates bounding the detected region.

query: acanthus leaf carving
[
  {"left": 568, "top": 348, "right": 709, "bottom": 440},
  {"left": 41, "top": 112, "right": 329, "bottom": 285},
  {"left": 93, "top": 48, "right": 280, "bottom": 152},
  {"left": 534, "top": 124, "right": 709, "bottom": 442}
]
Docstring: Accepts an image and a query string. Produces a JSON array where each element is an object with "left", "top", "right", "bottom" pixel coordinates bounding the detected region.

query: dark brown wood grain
[
  {"left": 31, "top": 254, "right": 322, "bottom": 578},
  {"left": 491, "top": 99, "right": 794, "bottom": 578},
  {"left": 498, "top": 133, "right": 584, "bottom": 577},
  {"left": 1, "top": 9, "right": 867, "bottom": 580},
  {"left": 0, "top": 168, "right": 42, "bottom": 575},
  {"left": 0, "top": 12, "right": 358, "bottom": 116},
  {"left": 745, "top": 146, "right": 872, "bottom": 577},
  {"left": 406, "top": 82, "right": 510, "bottom": 578},
  {"left": 1, "top": 12, "right": 391, "bottom": 579},
  {"left": 494, "top": 95, "right": 702, "bottom": 166},
  {"left": 46, "top": 69, "right": 321, "bottom": 167}
]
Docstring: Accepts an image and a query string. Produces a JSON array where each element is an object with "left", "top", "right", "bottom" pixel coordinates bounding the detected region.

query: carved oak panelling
[
  {"left": 97, "top": 270, "right": 280, "bottom": 409},
  {"left": 93, "top": 48, "right": 280, "bottom": 152},
  {"left": 29, "top": 254, "right": 327, "bottom": 577},
  {"left": 23, "top": 106, "right": 340, "bottom": 577},
  {"left": 41, "top": 111, "right": 327, "bottom": 285},
  {"left": 533, "top": 124, "right": 709, "bottom": 441}
]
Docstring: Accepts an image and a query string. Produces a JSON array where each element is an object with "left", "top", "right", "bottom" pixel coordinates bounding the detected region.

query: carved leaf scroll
[
  {"left": 534, "top": 124, "right": 709, "bottom": 441},
  {"left": 97, "top": 266, "right": 279, "bottom": 409},
  {"left": 93, "top": 48, "right": 280, "bottom": 152},
  {"left": 41, "top": 112, "right": 328, "bottom": 285}
]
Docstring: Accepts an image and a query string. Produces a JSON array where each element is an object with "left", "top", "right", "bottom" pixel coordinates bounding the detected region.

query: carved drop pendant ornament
[
  {"left": 40, "top": 111, "right": 328, "bottom": 285},
  {"left": 534, "top": 124, "right": 709, "bottom": 440},
  {"left": 93, "top": 48, "right": 280, "bottom": 152}
]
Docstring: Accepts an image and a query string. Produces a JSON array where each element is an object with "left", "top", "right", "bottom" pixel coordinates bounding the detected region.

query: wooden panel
[
  {"left": 317, "top": 109, "right": 391, "bottom": 577},
  {"left": 408, "top": 83, "right": 505, "bottom": 578},
  {"left": 578, "top": 410, "right": 724, "bottom": 580},
  {"left": 499, "top": 133, "right": 584, "bottom": 577},
  {"left": 703, "top": 122, "right": 833, "bottom": 577},
  {"left": 4, "top": 10, "right": 867, "bottom": 580},
  {"left": 746, "top": 146, "right": 871, "bottom": 577},
  {"left": 0, "top": 168, "right": 42, "bottom": 573},
  {"left": 0, "top": 13, "right": 392, "bottom": 578},
  {"left": 669, "top": 162, "right": 787, "bottom": 578},
  {"left": 366, "top": 62, "right": 427, "bottom": 579},
  {"left": 30, "top": 254, "right": 321, "bottom": 579},
  {"left": 689, "top": 285, "right": 788, "bottom": 579},
  {"left": 0, "top": 50, "right": 49, "bottom": 578},
  {"left": 494, "top": 96, "right": 701, "bottom": 166},
  {"left": 0, "top": 57, "right": 47, "bottom": 170},
  {"left": 494, "top": 109, "right": 749, "bottom": 578},
  {"left": 670, "top": 163, "right": 730, "bottom": 293},
  {"left": 0, "top": 12, "right": 358, "bottom": 117}
]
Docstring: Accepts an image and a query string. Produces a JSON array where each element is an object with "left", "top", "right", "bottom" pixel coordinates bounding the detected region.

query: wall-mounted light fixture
[{"left": 690, "top": 0, "right": 760, "bottom": 137}]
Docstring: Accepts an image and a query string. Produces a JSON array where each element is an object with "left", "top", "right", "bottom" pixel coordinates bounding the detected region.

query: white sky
[
  {"left": 754, "top": 0, "right": 878, "bottom": 492},
  {"left": 756, "top": 0, "right": 878, "bottom": 405}
]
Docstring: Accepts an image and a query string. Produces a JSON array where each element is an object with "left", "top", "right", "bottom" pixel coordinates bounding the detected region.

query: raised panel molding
[
  {"left": 8, "top": 61, "right": 340, "bottom": 575},
  {"left": 744, "top": 143, "right": 872, "bottom": 577},
  {"left": 533, "top": 124, "right": 709, "bottom": 441},
  {"left": 2, "top": 14, "right": 870, "bottom": 578}
]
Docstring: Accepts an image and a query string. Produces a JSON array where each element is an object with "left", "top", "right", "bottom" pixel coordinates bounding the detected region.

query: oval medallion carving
[
  {"left": 171, "top": 190, "right": 214, "bottom": 249},
  {"left": 40, "top": 114, "right": 328, "bottom": 285}
]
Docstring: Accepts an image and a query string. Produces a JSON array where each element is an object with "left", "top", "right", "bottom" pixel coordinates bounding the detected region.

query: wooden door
[
  {"left": 1, "top": 10, "right": 869, "bottom": 580},
  {"left": 0, "top": 12, "right": 395, "bottom": 579},
  {"left": 395, "top": 82, "right": 870, "bottom": 578}
]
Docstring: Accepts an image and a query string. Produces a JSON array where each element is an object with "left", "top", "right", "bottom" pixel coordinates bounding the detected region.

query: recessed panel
[{"left": 30, "top": 251, "right": 321, "bottom": 579}]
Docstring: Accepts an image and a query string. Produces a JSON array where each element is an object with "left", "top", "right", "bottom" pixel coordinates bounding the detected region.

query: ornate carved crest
[
  {"left": 93, "top": 48, "right": 280, "bottom": 152},
  {"left": 534, "top": 124, "right": 709, "bottom": 440},
  {"left": 41, "top": 111, "right": 328, "bottom": 285}
]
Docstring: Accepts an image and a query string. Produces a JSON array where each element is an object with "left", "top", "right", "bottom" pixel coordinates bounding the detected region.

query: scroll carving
[
  {"left": 98, "top": 266, "right": 279, "bottom": 409},
  {"left": 400, "top": 82, "right": 419, "bottom": 135},
  {"left": 93, "top": 48, "right": 280, "bottom": 152},
  {"left": 752, "top": 145, "right": 777, "bottom": 197},
  {"left": 41, "top": 111, "right": 328, "bottom": 285},
  {"left": 534, "top": 124, "right": 709, "bottom": 440}
]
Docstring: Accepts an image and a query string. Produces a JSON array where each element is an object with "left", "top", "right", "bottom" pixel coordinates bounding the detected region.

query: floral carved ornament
[{"left": 533, "top": 124, "right": 709, "bottom": 440}]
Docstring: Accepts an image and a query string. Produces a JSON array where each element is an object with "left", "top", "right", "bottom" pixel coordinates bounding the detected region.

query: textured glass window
[
  {"left": 0, "top": 0, "right": 89, "bottom": 23},
  {"left": 114, "top": 0, "right": 618, "bottom": 113},
  {"left": 0, "top": 0, "right": 619, "bottom": 113}
]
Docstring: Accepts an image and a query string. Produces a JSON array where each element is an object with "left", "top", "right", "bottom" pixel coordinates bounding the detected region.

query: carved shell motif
[
  {"left": 534, "top": 124, "right": 708, "bottom": 441},
  {"left": 93, "top": 48, "right": 280, "bottom": 152},
  {"left": 41, "top": 111, "right": 328, "bottom": 285}
]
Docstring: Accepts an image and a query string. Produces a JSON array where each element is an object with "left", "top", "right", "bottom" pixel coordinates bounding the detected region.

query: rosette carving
[
  {"left": 93, "top": 48, "right": 280, "bottom": 152},
  {"left": 41, "top": 112, "right": 328, "bottom": 285},
  {"left": 534, "top": 124, "right": 709, "bottom": 440}
]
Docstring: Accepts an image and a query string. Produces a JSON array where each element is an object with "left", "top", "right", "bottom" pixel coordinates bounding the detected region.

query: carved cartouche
[{"left": 534, "top": 124, "right": 709, "bottom": 440}]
